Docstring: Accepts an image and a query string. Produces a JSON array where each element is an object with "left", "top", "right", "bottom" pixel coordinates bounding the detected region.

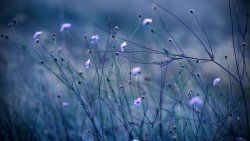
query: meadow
[{"left": 0, "top": 0, "right": 249, "bottom": 140}]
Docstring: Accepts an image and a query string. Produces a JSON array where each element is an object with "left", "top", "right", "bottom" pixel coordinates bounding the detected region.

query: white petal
[
  {"left": 134, "top": 97, "right": 142, "bottom": 106},
  {"left": 131, "top": 67, "right": 141, "bottom": 76},
  {"left": 213, "top": 78, "right": 221, "bottom": 86},
  {"left": 60, "top": 23, "right": 71, "bottom": 32},
  {"left": 189, "top": 96, "right": 203, "bottom": 106},
  {"left": 143, "top": 18, "right": 152, "bottom": 25},
  {"left": 85, "top": 59, "right": 91, "bottom": 69},
  {"left": 62, "top": 102, "right": 69, "bottom": 107},
  {"left": 120, "top": 42, "right": 127, "bottom": 52},
  {"left": 90, "top": 35, "right": 99, "bottom": 44},
  {"left": 33, "top": 31, "right": 43, "bottom": 39}
]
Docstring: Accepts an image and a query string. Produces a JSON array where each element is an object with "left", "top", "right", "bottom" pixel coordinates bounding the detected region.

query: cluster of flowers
[{"left": 32, "top": 20, "right": 221, "bottom": 109}]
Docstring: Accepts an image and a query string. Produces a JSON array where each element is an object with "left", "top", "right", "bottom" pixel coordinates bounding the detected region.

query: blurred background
[{"left": 0, "top": 0, "right": 250, "bottom": 140}]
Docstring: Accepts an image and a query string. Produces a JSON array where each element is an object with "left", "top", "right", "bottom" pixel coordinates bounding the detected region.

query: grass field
[{"left": 0, "top": 0, "right": 250, "bottom": 140}]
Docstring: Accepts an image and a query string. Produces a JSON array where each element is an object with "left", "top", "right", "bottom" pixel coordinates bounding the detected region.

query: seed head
[
  {"left": 13, "top": 19, "right": 17, "bottom": 24},
  {"left": 187, "top": 89, "right": 193, "bottom": 95},
  {"left": 150, "top": 28, "right": 155, "bottom": 33},
  {"left": 168, "top": 37, "right": 172, "bottom": 42},
  {"left": 152, "top": 4, "right": 157, "bottom": 10},
  {"left": 84, "top": 35, "right": 87, "bottom": 39},
  {"left": 40, "top": 60, "right": 44, "bottom": 64},
  {"left": 87, "top": 49, "right": 91, "bottom": 53},
  {"left": 241, "top": 42, "right": 247, "bottom": 47},
  {"left": 197, "top": 73, "right": 200, "bottom": 77},
  {"left": 190, "top": 9, "right": 194, "bottom": 14},
  {"left": 106, "top": 78, "right": 110, "bottom": 82}
]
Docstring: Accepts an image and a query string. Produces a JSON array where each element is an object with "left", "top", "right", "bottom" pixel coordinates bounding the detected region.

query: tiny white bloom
[
  {"left": 143, "top": 18, "right": 152, "bottom": 25},
  {"left": 134, "top": 97, "right": 142, "bottom": 106},
  {"left": 189, "top": 96, "right": 203, "bottom": 106},
  {"left": 90, "top": 34, "right": 99, "bottom": 44},
  {"left": 131, "top": 67, "right": 141, "bottom": 76},
  {"left": 85, "top": 59, "right": 91, "bottom": 69},
  {"left": 62, "top": 102, "right": 69, "bottom": 107},
  {"left": 33, "top": 31, "right": 43, "bottom": 39},
  {"left": 60, "top": 23, "right": 71, "bottom": 32},
  {"left": 213, "top": 78, "right": 221, "bottom": 86},
  {"left": 120, "top": 42, "right": 127, "bottom": 52}
]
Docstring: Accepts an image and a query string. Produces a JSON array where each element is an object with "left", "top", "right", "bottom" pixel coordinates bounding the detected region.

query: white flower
[
  {"left": 213, "top": 78, "right": 221, "bottom": 86},
  {"left": 33, "top": 31, "right": 43, "bottom": 39},
  {"left": 90, "top": 34, "right": 99, "bottom": 44},
  {"left": 62, "top": 102, "right": 69, "bottom": 107},
  {"left": 131, "top": 67, "right": 141, "bottom": 76},
  {"left": 60, "top": 23, "right": 71, "bottom": 32},
  {"left": 120, "top": 42, "right": 127, "bottom": 52},
  {"left": 189, "top": 96, "right": 203, "bottom": 106},
  {"left": 85, "top": 59, "right": 91, "bottom": 69},
  {"left": 143, "top": 18, "right": 152, "bottom": 25},
  {"left": 134, "top": 97, "right": 142, "bottom": 106}
]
